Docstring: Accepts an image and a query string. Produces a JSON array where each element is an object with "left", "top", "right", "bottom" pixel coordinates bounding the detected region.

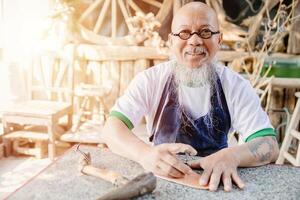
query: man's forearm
[
  {"left": 101, "top": 116, "right": 151, "bottom": 163},
  {"left": 228, "top": 136, "right": 279, "bottom": 167}
]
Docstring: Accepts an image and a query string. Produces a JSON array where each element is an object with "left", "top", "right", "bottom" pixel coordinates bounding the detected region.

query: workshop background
[{"left": 0, "top": 0, "right": 299, "bottom": 199}]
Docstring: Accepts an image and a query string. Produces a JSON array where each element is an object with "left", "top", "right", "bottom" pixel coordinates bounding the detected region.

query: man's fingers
[
  {"left": 199, "top": 168, "right": 212, "bottom": 186},
  {"left": 163, "top": 153, "right": 192, "bottom": 174},
  {"left": 208, "top": 169, "right": 222, "bottom": 191},
  {"left": 154, "top": 167, "right": 173, "bottom": 178},
  {"left": 232, "top": 172, "right": 245, "bottom": 189},
  {"left": 187, "top": 159, "right": 202, "bottom": 169},
  {"left": 158, "top": 159, "right": 185, "bottom": 178},
  {"left": 162, "top": 143, "right": 197, "bottom": 156},
  {"left": 222, "top": 172, "right": 232, "bottom": 192}
]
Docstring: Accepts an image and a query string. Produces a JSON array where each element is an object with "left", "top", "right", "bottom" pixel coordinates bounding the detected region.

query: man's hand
[
  {"left": 139, "top": 143, "right": 197, "bottom": 178},
  {"left": 188, "top": 148, "right": 245, "bottom": 192}
]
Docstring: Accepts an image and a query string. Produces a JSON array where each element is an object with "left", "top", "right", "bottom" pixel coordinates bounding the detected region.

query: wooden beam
[
  {"left": 31, "top": 86, "right": 73, "bottom": 94},
  {"left": 242, "top": 76, "right": 300, "bottom": 88},
  {"left": 141, "top": 0, "right": 162, "bottom": 8},
  {"left": 156, "top": 0, "right": 173, "bottom": 22},
  {"left": 79, "top": 24, "right": 143, "bottom": 45},
  {"left": 270, "top": 77, "right": 300, "bottom": 88},
  {"left": 65, "top": 44, "right": 169, "bottom": 61},
  {"left": 93, "top": 0, "right": 110, "bottom": 34},
  {"left": 117, "top": 0, "right": 133, "bottom": 32},
  {"left": 287, "top": 0, "right": 300, "bottom": 54},
  {"left": 127, "top": 0, "right": 144, "bottom": 15},
  {"left": 111, "top": 0, "right": 117, "bottom": 37},
  {"left": 216, "top": 50, "right": 300, "bottom": 62},
  {"left": 79, "top": 0, "right": 104, "bottom": 23}
]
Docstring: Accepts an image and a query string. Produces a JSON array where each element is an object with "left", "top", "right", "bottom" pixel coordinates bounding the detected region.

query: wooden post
[
  {"left": 287, "top": 0, "right": 300, "bottom": 54},
  {"left": 269, "top": 88, "right": 284, "bottom": 140},
  {"left": 47, "top": 123, "right": 56, "bottom": 160},
  {"left": 35, "top": 141, "right": 48, "bottom": 159},
  {"left": 2, "top": 117, "right": 12, "bottom": 156},
  {"left": 0, "top": 143, "right": 4, "bottom": 158}
]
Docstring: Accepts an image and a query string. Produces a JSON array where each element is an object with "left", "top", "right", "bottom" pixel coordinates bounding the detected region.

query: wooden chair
[
  {"left": 60, "top": 83, "right": 112, "bottom": 144},
  {"left": 2, "top": 50, "right": 74, "bottom": 160},
  {"left": 71, "top": 83, "right": 112, "bottom": 132},
  {"left": 276, "top": 92, "right": 300, "bottom": 166}
]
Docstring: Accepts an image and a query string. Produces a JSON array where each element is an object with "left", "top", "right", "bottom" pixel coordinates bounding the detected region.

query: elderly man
[{"left": 102, "top": 2, "right": 279, "bottom": 192}]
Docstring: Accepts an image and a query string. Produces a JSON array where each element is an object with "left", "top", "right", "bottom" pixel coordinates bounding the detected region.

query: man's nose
[{"left": 187, "top": 33, "right": 203, "bottom": 46}]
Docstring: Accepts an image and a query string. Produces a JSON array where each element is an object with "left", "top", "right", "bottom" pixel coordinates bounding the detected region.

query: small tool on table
[{"left": 76, "top": 144, "right": 157, "bottom": 200}]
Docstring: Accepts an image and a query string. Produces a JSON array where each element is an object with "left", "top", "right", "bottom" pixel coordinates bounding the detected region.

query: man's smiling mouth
[
  {"left": 186, "top": 52, "right": 206, "bottom": 56},
  {"left": 185, "top": 47, "right": 208, "bottom": 57}
]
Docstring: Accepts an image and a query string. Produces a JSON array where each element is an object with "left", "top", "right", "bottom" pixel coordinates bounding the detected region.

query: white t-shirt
[{"left": 111, "top": 60, "right": 273, "bottom": 141}]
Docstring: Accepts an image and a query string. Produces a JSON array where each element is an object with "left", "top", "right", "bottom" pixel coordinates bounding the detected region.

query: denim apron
[{"left": 149, "top": 74, "right": 231, "bottom": 156}]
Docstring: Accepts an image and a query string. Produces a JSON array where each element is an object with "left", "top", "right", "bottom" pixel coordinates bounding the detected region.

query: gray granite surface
[{"left": 7, "top": 145, "right": 300, "bottom": 200}]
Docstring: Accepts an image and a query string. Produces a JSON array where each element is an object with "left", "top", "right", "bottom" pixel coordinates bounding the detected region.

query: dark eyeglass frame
[{"left": 171, "top": 29, "right": 220, "bottom": 40}]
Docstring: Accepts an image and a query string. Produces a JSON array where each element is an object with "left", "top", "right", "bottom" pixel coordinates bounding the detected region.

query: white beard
[
  {"left": 173, "top": 59, "right": 218, "bottom": 126},
  {"left": 172, "top": 58, "right": 219, "bottom": 124},
  {"left": 173, "top": 58, "right": 218, "bottom": 88}
]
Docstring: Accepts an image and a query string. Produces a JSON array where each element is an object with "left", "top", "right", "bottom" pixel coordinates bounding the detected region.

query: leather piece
[{"left": 156, "top": 171, "right": 209, "bottom": 189}]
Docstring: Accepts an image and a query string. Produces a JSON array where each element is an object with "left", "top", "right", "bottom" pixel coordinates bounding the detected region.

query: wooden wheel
[{"left": 78, "top": 0, "right": 172, "bottom": 45}]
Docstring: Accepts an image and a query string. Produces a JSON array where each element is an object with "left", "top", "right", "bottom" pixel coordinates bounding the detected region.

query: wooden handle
[{"left": 82, "top": 165, "right": 128, "bottom": 185}]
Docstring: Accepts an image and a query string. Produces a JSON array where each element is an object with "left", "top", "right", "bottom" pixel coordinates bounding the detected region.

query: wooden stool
[
  {"left": 2, "top": 100, "right": 72, "bottom": 160},
  {"left": 276, "top": 92, "right": 300, "bottom": 166},
  {"left": 3, "top": 131, "right": 48, "bottom": 159}
]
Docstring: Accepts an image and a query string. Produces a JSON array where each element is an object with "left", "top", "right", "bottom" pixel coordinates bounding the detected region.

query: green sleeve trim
[
  {"left": 109, "top": 111, "right": 134, "bottom": 130},
  {"left": 245, "top": 128, "right": 276, "bottom": 142}
]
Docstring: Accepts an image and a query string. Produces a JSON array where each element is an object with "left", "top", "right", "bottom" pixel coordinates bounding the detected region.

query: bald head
[
  {"left": 171, "top": 2, "right": 219, "bottom": 32},
  {"left": 169, "top": 2, "right": 221, "bottom": 69}
]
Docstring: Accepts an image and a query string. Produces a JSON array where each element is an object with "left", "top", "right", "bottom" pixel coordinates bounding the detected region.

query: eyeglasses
[{"left": 171, "top": 29, "right": 220, "bottom": 40}]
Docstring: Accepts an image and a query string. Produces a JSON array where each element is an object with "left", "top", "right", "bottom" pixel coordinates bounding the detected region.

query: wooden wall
[{"left": 30, "top": 44, "right": 169, "bottom": 114}]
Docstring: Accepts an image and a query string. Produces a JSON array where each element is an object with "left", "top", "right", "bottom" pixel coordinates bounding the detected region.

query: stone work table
[{"left": 7, "top": 145, "right": 300, "bottom": 200}]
